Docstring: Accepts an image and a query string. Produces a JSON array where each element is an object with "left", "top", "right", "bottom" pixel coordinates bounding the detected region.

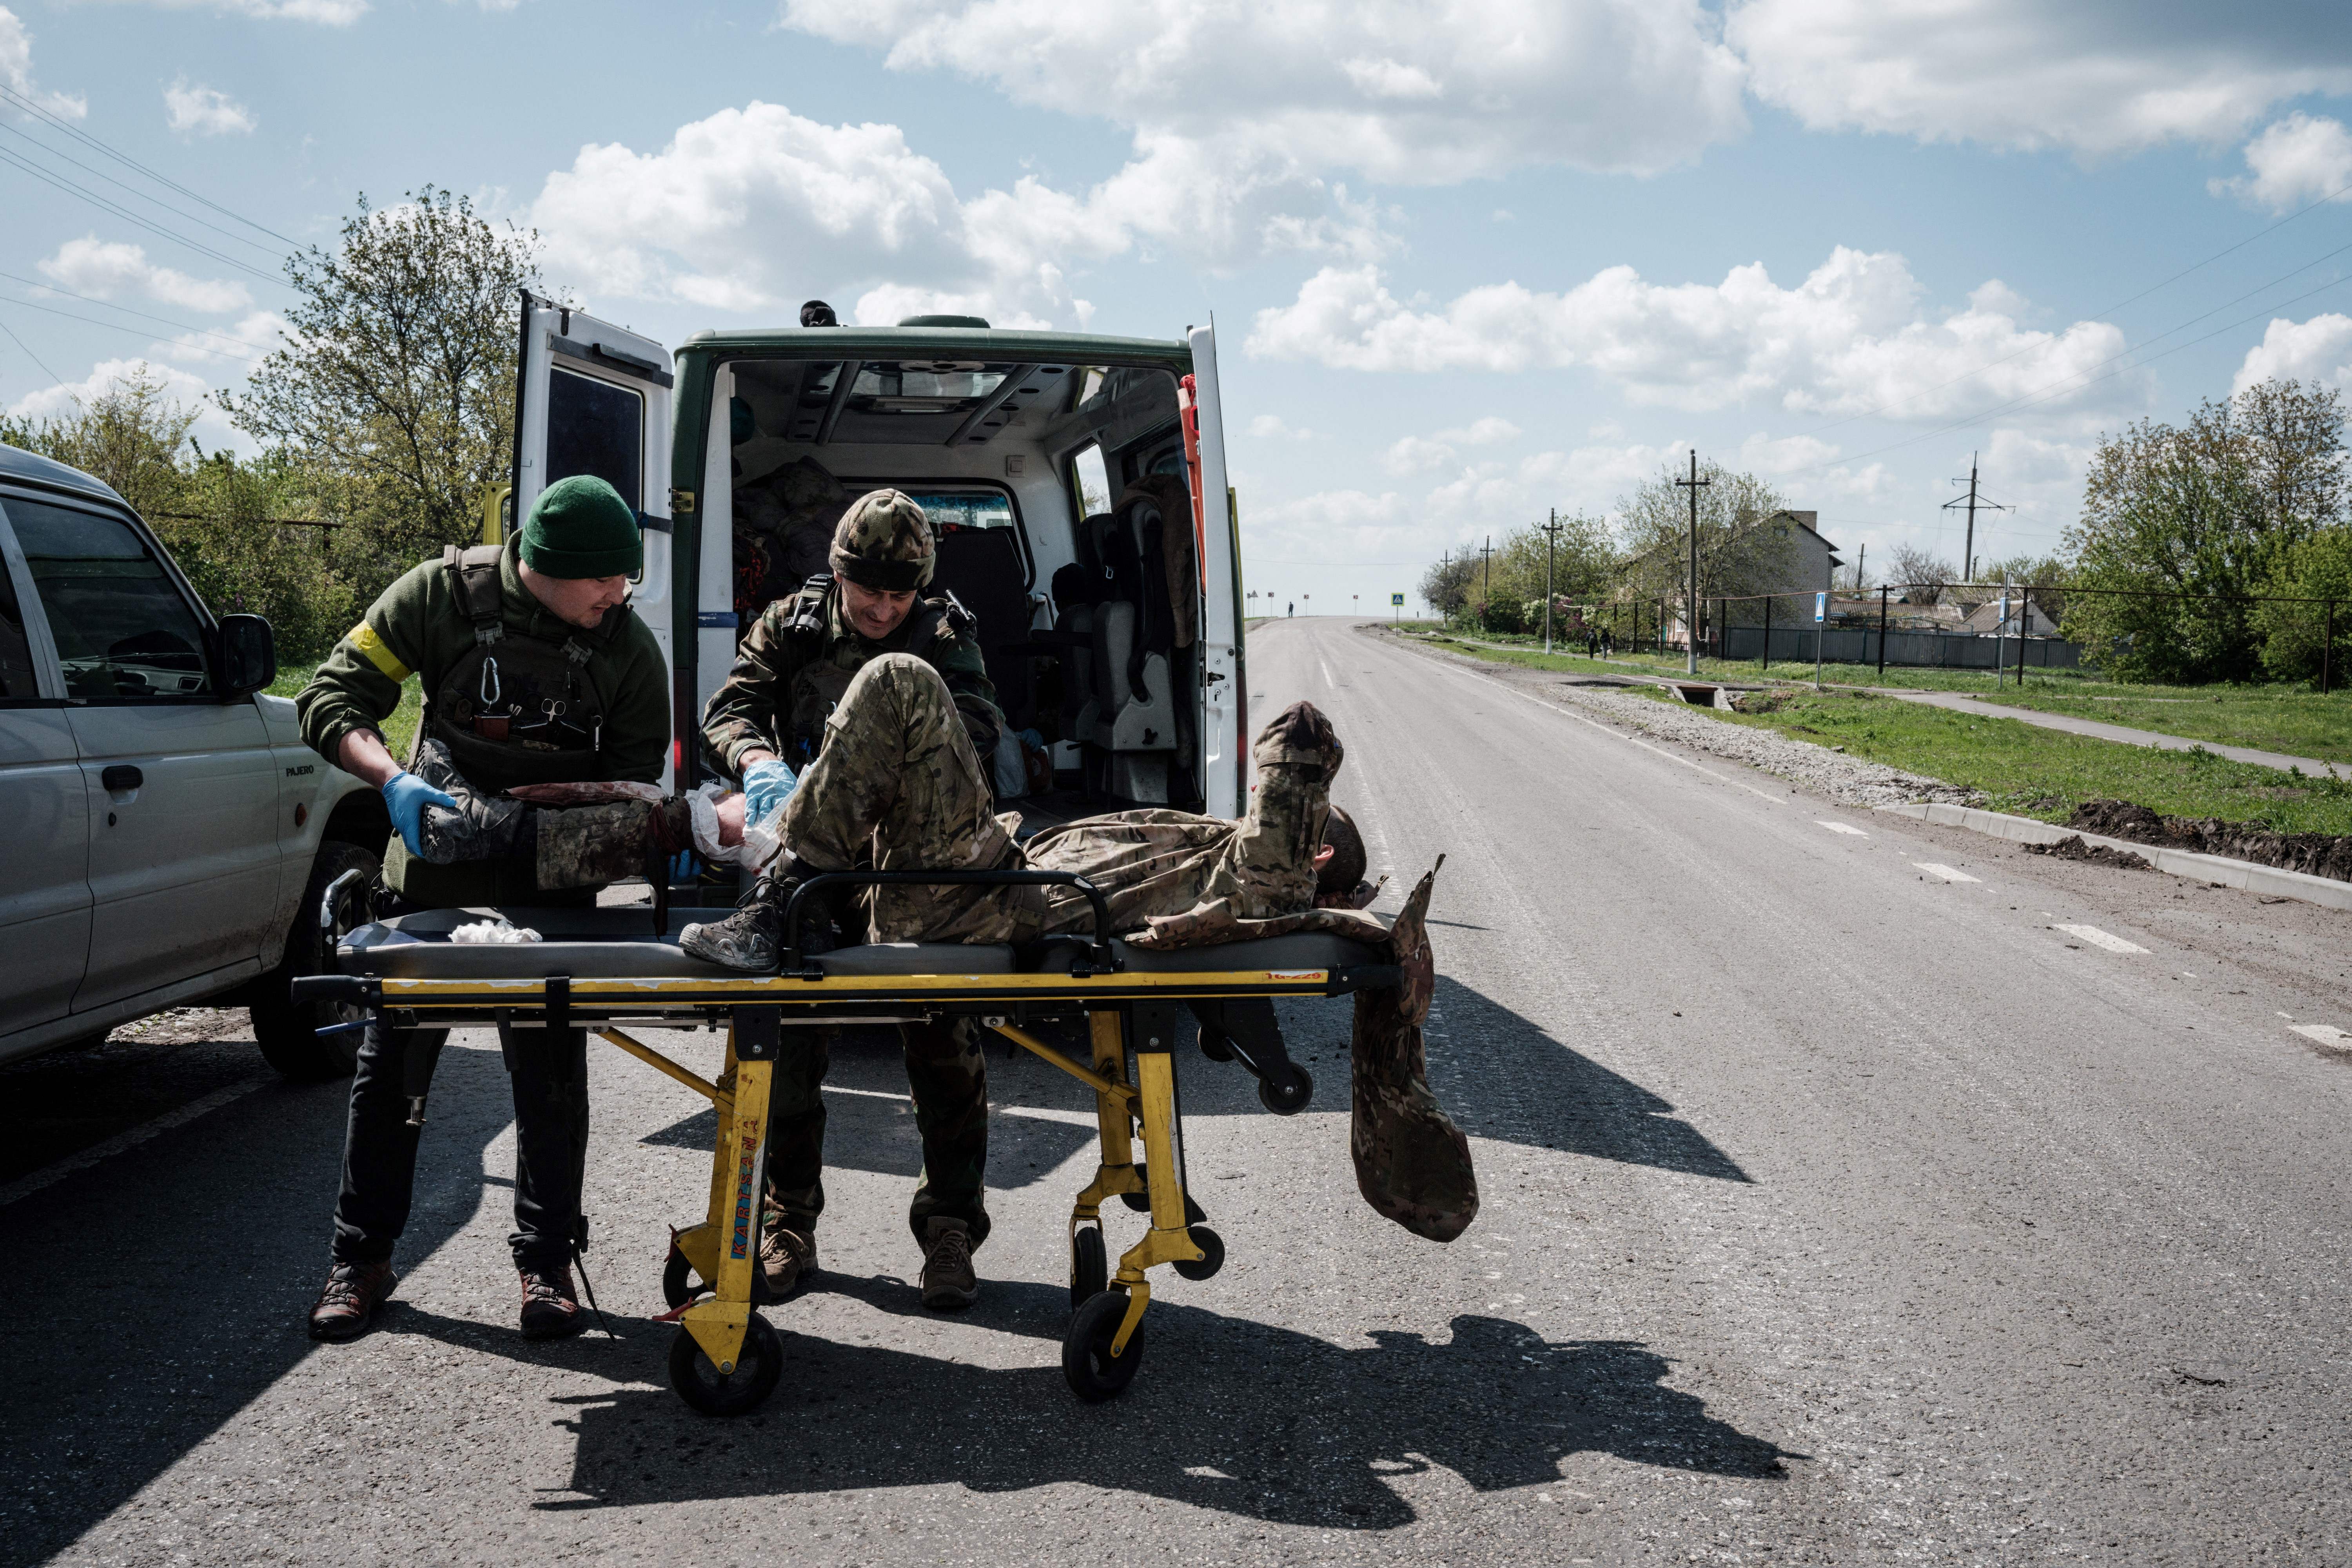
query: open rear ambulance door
[
  {"left": 509, "top": 292, "right": 676, "bottom": 785},
  {"left": 1184, "top": 324, "right": 1243, "bottom": 818}
]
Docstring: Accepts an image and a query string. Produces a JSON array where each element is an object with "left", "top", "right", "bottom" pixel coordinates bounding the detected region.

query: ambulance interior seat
[
  {"left": 929, "top": 526, "right": 1036, "bottom": 732},
  {"left": 1080, "top": 508, "right": 1176, "bottom": 803}
]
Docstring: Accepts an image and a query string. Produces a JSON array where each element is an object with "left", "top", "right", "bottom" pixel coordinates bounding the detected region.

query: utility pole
[
  {"left": 1942, "top": 452, "right": 2010, "bottom": 584},
  {"left": 1481, "top": 535, "right": 1492, "bottom": 620},
  {"left": 1854, "top": 542, "right": 1865, "bottom": 593},
  {"left": 1541, "top": 509, "right": 1565, "bottom": 653},
  {"left": 1675, "top": 450, "right": 1711, "bottom": 676}
]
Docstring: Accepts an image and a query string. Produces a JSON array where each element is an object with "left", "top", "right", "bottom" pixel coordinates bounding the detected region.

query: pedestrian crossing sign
[{"left": 1390, "top": 593, "right": 1405, "bottom": 607}]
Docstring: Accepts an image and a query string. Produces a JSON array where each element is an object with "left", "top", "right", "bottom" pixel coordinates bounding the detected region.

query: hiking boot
[
  {"left": 679, "top": 859, "right": 828, "bottom": 972},
  {"left": 919, "top": 1218, "right": 978, "bottom": 1311},
  {"left": 412, "top": 740, "right": 528, "bottom": 865},
  {"left": 759, "top": 1212, "right": 817, "bottom": 1297},
  {"left": 518, "top": 1265, "right": 587, "bottom": 1339},
  {"left": 309, "top": 1259, "right": 397, "bottom": 1341}
]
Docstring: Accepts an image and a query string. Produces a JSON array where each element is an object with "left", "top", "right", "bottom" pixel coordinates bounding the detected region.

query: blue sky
[{"left": 3, "top": 0, "right": 2350, "bottom": 615}]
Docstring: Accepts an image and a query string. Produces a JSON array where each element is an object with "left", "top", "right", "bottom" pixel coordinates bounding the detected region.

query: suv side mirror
[{"left": 216, "top": 613, "right": 277, "bottom": 698}]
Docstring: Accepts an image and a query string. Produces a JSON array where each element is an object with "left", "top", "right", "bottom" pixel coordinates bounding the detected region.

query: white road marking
[
  {"left": 2290, "top": 1024, "right": 2351, "bottom": 1051},
  {"left": 1914, "top": 862, "right": 1981, "bottom": 882},
  {"left": 1319, "top": 655, "right": 1337, "bottom": 687},
  {"left": 1817, "top": 820, "right": 1868, "bottom": 837},
  {"left": 0, "top": 1075, "right": 270, "bottom": 1210},
  {"left": 2053, "top": 923, "right": 2149, "bottom": 954}
]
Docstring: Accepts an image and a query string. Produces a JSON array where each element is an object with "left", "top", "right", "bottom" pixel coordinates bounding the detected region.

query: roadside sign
[
  {"left": 1390, "top": 593, "right": 1405, "bottom": 608},
  {"left": 1813, "top": 591, "right": 1827, "bottom": 623}
]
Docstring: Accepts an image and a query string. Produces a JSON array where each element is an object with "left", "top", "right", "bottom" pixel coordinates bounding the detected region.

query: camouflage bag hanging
[
  {"left": 1348, "top": 860, "right": 1477, "bottom": 1244},
  {"left": 1126, "top": 856, "right": 1477, "bottom": 1244}
]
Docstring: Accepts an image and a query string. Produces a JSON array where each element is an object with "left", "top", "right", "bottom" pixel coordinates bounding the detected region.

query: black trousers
[{"left": 330, "top": 1017, "right": 591, "bottom": 1274}]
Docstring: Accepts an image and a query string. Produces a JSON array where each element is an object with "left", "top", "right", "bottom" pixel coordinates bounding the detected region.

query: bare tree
[{"left": 1886, "top": 544, "right": 1956, "bottom": 604}]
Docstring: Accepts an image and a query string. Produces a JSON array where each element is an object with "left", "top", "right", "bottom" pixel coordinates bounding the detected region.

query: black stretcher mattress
[{"left": 337, "top": 906, "right": 1386, "bottom": 981}]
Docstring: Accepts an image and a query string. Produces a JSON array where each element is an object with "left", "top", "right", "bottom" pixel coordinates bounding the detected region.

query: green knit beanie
[{"left": 519, "top": 475, "right": 641, "bottom": 579}]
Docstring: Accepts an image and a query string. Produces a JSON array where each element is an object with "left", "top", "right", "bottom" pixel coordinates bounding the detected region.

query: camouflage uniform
[
  {"left": 774, "top": 652, "right": 1341, "bottom": 945},
  {"left": 702, "top": 493, "right": 1001, "bottom": 779},
  {"left": 697, "top": 491, "right": 1007, "bottom": 1249}
]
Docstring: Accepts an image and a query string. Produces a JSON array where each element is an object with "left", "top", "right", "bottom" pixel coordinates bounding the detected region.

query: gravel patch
[{"left": 1378, "top": 629, "right": 1984, "bottom": 811}]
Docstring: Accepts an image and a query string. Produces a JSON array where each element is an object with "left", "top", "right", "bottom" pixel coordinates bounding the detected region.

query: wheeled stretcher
[{"left": 295, "top": 870, "right": 1401, "bottom": 1416}]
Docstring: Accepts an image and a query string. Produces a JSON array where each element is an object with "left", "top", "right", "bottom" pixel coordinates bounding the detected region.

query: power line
[
  {"left": 0, "top": 313, "right": 72, "bottom": 395},
  {"left": 0, "top": 116, "right": 289, "bottom": 265},
  {"left": 0, "top": 81, "right": 298, "bottom": 249},
  {"left": 0, "top": 271, "right": 272, "bottom": 357},
  {"left": 1780, "top": 266, "right": 2352, "bottom": 483},
  {"left": 0, "top": 292, "right": 265, "bottom": 361},
  {"left": 1788, "top": 172, "right": 2352, "bottom": 440},
  {"left": 0, "top": 143, "right": 286, "bottom": 286}
]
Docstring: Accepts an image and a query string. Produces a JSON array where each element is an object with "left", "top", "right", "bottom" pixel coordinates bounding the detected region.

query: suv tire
[{"left": 250, "top": 839, "right": 381, "bottom": 1081}]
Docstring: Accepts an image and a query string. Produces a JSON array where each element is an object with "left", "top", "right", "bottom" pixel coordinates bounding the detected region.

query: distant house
[
  {"left": 1960, "top": 595, "right": 2061, "bottom": 637},
  {"left": 1615, "top": 508, "right": 1844, "bottom": 604}
]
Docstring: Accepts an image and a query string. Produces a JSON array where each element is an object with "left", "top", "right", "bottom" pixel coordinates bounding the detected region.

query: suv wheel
[{"left": 250, "top": 840, "right": 381, "bottom": 1080}]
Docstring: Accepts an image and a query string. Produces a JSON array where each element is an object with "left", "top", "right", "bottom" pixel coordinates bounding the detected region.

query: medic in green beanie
[{"left": 292, "top": 472, "right": 671, "bottom": 1347}]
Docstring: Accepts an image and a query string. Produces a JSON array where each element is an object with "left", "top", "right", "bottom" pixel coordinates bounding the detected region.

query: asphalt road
[{"left": 6, "top": 616, "right": 2351, "bottom": 1565}]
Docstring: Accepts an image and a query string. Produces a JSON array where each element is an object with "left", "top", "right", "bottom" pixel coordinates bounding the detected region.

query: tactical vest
[
  {"left": 774, "top": 572, "right": 971, "bottom": 767},
  {"left": 423, "top": 544, "right": 627, "bottom": 788}
]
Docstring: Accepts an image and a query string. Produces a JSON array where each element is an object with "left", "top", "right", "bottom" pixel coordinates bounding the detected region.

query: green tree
[
  {"left": 0, "top": 364, "right": 196, "bottom": 518},
  {"left": 2254, "top": 527, "right": 2352, "bottom": 685},
  {"left": 1420, "top": 553, "right": 1476, "bottom": 619},
  {"left": 1613, "top": 459, "right": 1798, "bottom": 614},
  {"left": 2063, "top": 379, "right": 2345, "bottom": 683},
  {"left": 220, "top": 187, "right": 542, "bottom": 603}
]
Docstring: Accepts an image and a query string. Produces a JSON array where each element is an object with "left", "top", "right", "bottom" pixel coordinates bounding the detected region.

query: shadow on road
[
  {"left": 0, "top": 1041, "right": 516, "bottom": 1566},
  {"left": 492, "top": 1282, "right": 1798, "bottom": 1526}
]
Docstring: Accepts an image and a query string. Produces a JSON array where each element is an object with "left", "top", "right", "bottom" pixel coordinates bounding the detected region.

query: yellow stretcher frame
[{"left": 330, "top": 958, "right": 1389, "bottom": 1414}]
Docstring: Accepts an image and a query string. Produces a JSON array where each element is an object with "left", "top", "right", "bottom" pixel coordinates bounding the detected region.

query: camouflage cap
[{"left": 829, "top": 488, "right": 935, "bottom": 591}]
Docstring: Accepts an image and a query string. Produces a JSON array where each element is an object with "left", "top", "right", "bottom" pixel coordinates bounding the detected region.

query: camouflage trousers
[
  {"left": 762, "top": 1016, "right": 992, "bottom": 1249},
  {"left": 776, "top": 652, "right": 1341, "bottom": 943}
]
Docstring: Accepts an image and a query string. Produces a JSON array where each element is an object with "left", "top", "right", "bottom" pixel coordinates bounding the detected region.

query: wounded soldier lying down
[
  {"left": 401, "top": 653, "right": 1365, "bottom": 967},
  {"left": 678, "top": 654, "right": 1359, "bottom": 969}
]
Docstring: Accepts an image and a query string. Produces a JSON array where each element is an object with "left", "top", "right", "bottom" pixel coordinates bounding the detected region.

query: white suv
[{"left": 0, "top": 442, "right": 387, "bottom": 1078}]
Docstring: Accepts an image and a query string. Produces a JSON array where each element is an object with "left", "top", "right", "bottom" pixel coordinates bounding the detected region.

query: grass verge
[
  {"left": 1394, "top": 629, "right": 2352, "bottom": 835},
  {"left": 1401, "top": 630, "right": 2352, "bottom": 766},
  {"left": 265, "top": 666, "right": 419, "bottom": 762}
]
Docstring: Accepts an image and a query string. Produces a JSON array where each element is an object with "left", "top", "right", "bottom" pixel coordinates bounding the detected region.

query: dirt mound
[
  {"left": 2025, "top": 834, "right": 2154, "bottom": 870},
  {"left": 2066, "top": 799, "right": 2352, "bottom": 884}
]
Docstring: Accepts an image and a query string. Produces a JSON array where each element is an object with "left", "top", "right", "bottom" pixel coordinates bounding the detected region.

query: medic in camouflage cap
[{"left": 829, "top": 488, "right": 936, "bottom": 593}]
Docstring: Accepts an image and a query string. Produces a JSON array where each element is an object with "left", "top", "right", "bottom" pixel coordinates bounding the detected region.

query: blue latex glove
[
  {"left": 669, "top": 849, "right": 701, "bottom": 882},
  {"left": 742, "top": 757, "right": 798, "bottom": 826},
  {"left": 382, "top": 769, "right": 459, "bottom": 857}
]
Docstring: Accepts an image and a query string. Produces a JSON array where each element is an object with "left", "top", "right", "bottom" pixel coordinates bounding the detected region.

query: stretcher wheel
[
  {"left": 1063, "top": 1290, "right": 1145, "bottom": 1402},
  {"left": 668, "top": 1313, "right": 783, "bottom": 1417},
  {"left": 1070, "top": 1225, "right": 1107, "bottom": 1308},
  {"left": 662, "top": 1245, "right": 710, "bottom": 1309},
  {"left": 1196, "top": 1024, "right": 1236, "bottom": 1063},
  {"left": 1174, "top": 1225, "right": 1224, "bottom": 1282},
  {"left": 1258, "top": 1064, "right": 1314, "bottom": 1116}
]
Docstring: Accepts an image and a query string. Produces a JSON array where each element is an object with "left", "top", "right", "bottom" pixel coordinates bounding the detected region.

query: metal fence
[{"left": 1714, "top": 624, "right": 2082, "bottom": 670}]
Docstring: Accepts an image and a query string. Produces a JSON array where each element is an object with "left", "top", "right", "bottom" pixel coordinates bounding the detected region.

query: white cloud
[
  {"left": 780, "top": 0, "right": 1749, "bottom": 185},
  {"left": 1728, "top": 0, "right": 2352, "bottom": 157},
  {"left": 7, "top": 356, "right": 245, "bottom": 453},
  {"left": 38, "top": 237, "right": 253, "bottom": 314},
  {"left": 1380, "top": 416, "right": 1522, "bottom": 475},
  {"left": 1248, "top": 248, "right": 2139, "bottom": 422},
  {"left": 159, "top": 308, "right": 286, "bottom": 368},
  {"left": 2212, "top": 115, "right": 2352, "bottom": 212},
  {"left": 529, "top": 102, "right": 1379, "bottom": 327},
  {"left": 0, "top": 6, "right": 86, "bottom": 119},
  {"left": 163, "top": 78, "right": 255, "bottom": 136},
  {"left": 2234, "top": 313, "right": 2352, "bottom": 394},
  {"left": 113, "top": 0, "right": 367, "bottom": 22},
  {"left": 1247, "top": 414, "right": 1313, "bottom": 441}
]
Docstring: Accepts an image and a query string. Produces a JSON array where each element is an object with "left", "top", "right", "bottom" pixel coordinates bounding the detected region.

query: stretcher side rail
[{"left": 778, "top": 868, "right": 1117, "bottom": 977}]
